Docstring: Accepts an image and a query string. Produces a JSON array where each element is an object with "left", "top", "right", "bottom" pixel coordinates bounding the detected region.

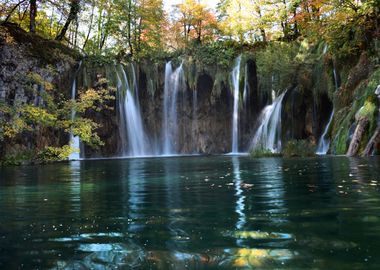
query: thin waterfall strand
[
  {"left": 68, "top": 78, "right": 80, "bottom": 160},
  {"left": 231, "top": 56, "right": 242, "bottom": 153},
  {"left": 316, "top": 110, "right": 334, "bottom": 155}
]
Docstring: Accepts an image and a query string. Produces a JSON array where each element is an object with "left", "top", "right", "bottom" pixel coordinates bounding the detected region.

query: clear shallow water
[{"left": 0, "top": 156, "right": 380, "bottom": 269}]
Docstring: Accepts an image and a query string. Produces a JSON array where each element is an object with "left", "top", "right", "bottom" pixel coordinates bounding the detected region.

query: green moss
[
  {"left": 1, "top": 150, "right": 35, "bottom": 166},
  {"left": 255, "top": 41, "right": 299, "bottom": 95},
  {"left": 250, "top": 149, "right": 282, "bottom": 158},
  {"left": 139, "top": 60, "right": 161, "bottom": 96},
  {"left": 331, "top": 67, "right": 380, "bottom": 154},
  {"left": 1, "top": 23, "right": 80, "bottom": 65},
  {"left": 333, "top": 127, "right": 350, "bottom": 154},
  {"left": 282, "top": 140, "right": 316, "bottom": 157},
  {"left": 331, "top": 106, "right": 353, "bottom": 154},
  {"left": 357, "top": 97, "right": 377, "bottom": 119},
  {"left": 184, "top": 58, "right": 198, "bottom": 91}
]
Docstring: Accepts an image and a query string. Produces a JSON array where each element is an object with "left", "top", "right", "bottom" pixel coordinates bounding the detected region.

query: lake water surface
[{"left": 1, "top": 156, "right": 380, "bottom": 269}]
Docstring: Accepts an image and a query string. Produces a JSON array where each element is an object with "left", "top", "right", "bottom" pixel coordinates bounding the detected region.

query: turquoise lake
[{"left": 1, "top": 156, "right": 380, "bottom": 269}]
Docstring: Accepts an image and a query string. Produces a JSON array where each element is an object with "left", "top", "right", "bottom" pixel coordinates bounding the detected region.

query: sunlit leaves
[{"left": 170, "top": 0, "right": 218, "bottom": 47}]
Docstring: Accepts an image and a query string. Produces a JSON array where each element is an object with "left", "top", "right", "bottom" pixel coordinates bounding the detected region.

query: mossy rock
[
  {"left": 250, "top": 149, "right": 282, "bottom": 158},
  {"left": 1, "top": 23, "right": 81, "bottom": 65},
  {"left": 282, "top": 139, "right": 316, "bottom": 157}
]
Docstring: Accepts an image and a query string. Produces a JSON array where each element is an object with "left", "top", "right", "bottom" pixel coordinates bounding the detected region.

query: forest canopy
[{"left": 0, "top": 0, "right": 379, "bottom": 58}]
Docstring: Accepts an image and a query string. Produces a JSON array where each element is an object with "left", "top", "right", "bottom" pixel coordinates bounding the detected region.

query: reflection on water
[
  {"left": 257, "top": 158, "right": 286, "bottom": 215},
  {"left": 233, "top": 157, "right": 246, "bottom": 232},
  {"left": 1, "top": 156, "right": 380, "bottom": 269},
  {"left": 128, "top": 159, "right": 146, "bottom": 233},
  {"left": 164, "top": 158, "right": 190, "bottom": 250},
  {"left": 69, "top": 161, "right": 81, "bottom": 212}
]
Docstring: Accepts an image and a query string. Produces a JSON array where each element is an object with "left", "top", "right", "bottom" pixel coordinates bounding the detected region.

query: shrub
[
  {"left": 36, "top": 145, "right": 74, "bottom": 162},
  {"left": 250, "top": 149, "right": 282, "bottom": 158},
  {"left": 283, "top": 140, "right": 316, "bottom": 157}
]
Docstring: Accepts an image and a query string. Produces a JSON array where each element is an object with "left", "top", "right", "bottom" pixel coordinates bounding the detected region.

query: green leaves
[{"left": 0, "top": 72, "right": 114, "bottom": 163}]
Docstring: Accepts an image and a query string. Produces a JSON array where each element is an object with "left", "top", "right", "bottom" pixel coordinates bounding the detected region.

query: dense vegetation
[
  {"left": 1, "top": 0, "right": 380, "bottom": 164},
  {"left": 1, "top": 0, "right": 379, "bottom": 58}
]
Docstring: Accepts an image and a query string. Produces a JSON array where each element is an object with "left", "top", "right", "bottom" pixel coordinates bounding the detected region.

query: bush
[
  {"left": 1, "top": 151, "right": 35, "bottom": 166},
  {"left": 36, "top": 145, "right": 74, "bottom": 162},
  {"left": 250, "top": 149, "right": 282, "bottom": 158},
  {"left": 283, "top": 140, "right": 316, "bottom": 157}
]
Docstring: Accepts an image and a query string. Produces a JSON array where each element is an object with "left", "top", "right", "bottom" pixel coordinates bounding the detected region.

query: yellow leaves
[
  {"left": 71, "top": 118, "right": 103, "bottom": 147},
  {"left": 27, "top": 72, "right": 55, "bottom": 91},
  {"left": 5, "top": 33, "right": 14, "bottom": 44},
  {"left": 77, "top": 88, "right": 100, "bottom": 112},
  {"left": 37, "top": 145, "right": 75, "bottom": 161},
  {"left": 3, "top": 117, "right": 29, "bottom": 139},
  {"left": 233, "top": 248, "right": 268, "bottom": 267},
  {"left": 219, "top": 0, "right": 276, "bottom": 42},
  {"left": 232, "top": 248, "right": 295, "bottom": 268},
  {"left": 22, "top": 105, "right": 57, "bottom": 126},
  {"left": 76, "top": 86, "right": 115, "bottom": 113}
]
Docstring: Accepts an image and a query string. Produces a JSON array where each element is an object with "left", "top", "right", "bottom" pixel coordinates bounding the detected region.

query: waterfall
[
  {"left": 250, "top": 91, "right": 286, "bottom": 153},
  {"left": 333, "top": 65, "right": 339, "bottom": 91},
  {"left": 231, "top": 56, "right": 242, "bottom": 153},
  {"left": 316, "top": 110, "right": 334, "bottom": 155},
  {"left": 162, "top": 61, "right": 184, "bottom": 155},
  {"left": 322, "top": 44, "right": 328, "bottom": 55},
  {"left": 116, "top": 64, "right": 148, "bottom": 157},
  {"left": 68, "top": 78, "right": 80, "bottom": 160}
]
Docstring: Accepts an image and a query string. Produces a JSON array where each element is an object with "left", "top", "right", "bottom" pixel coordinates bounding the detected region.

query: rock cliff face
[
  {"left": 80, "top": 59, "right": 265, "bottom": 157},
  {"left": 1, "top": 24, "right": 379, "bottom": 160},
  {"left": 0, "top": 24, "right": 79, "bottom": 161},
  {"left": 78, "top": 51, "right": 349, "bottom": 158}
]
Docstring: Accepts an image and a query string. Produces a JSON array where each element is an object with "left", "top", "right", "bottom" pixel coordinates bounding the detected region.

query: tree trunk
[
  {"left": 362, "top": 126, "right": 380, "bottom": 156},
  {"left": 29, "top": 0, "right": 37, "bottom": 33},
  {"left": 347, "top": 117, "right": 369, "bottom": 156},
  {"left": 56, "top": 0, "right": 80, "bottom": 41},
  {"left": 82, "top": 3, "right": 95, "bottom": 51},
  {"left": 127, "top": 0, "right": 133, "bottom": 55},
  {"left": 260, "top": 28, "right": 266, "bottom": 42},
  {"left": 74, "top": 19, "right": 79, "bottom": 48}
]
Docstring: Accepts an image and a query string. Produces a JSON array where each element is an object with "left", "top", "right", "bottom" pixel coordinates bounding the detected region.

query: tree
[
  {"left": 29, "top": 0, "right": 36, "bottom": 32},
  {"left": 56, "top": 0, "right": 81, "bottom": 41},
  {"left": 171, "top": 0, "right": 218, "bottom": 47}
]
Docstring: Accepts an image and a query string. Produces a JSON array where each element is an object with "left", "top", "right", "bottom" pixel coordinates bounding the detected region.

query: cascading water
[
  {"left": 316, "top": 110, "right": 334, "bottom": 155},
  {"left": 116, "top": 64, "right": 148, "bottom": 157},
  {"left": 250, "top": 91, "right": 287, "bottom": 153},
  {"left": 68, "top": 77, "right": 80, "bottom": 160},
  {"left": 115, "top": 66, "right": 128, "bottom": 154},
  {"left": 333, "top": 63, "right": 339, "bottom": 91},
  {"left": 231, "top": 56, "right": 242, "bottom": 153},
  {"left": 162, "top": 61, "right": 184, "bottom": 155}
]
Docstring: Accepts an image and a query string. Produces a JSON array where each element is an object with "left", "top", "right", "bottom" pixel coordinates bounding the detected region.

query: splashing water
[
  {"left": 250, "top": 91, "right": 287, "bottom": 153},
  {"left": 316, "top": 110, "right": 334, "bottom": 155},
  {"left": 69, "top": 78, "right": 80, "bottom": 160},
  {"left": 116, "top": 64, "right": 149, "bottom": 157},
  {"left": 162, "top": 61, "right": 185, "bottom": 155}
]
